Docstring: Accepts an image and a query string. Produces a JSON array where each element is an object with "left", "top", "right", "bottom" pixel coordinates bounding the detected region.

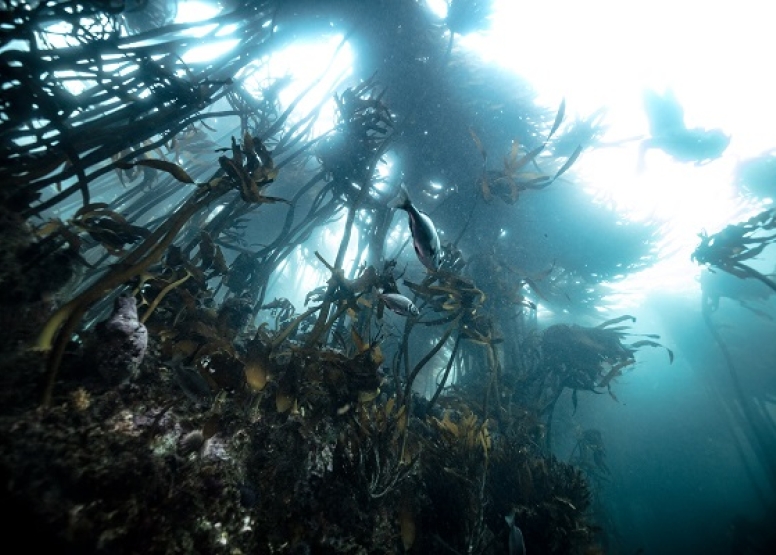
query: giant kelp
[
  {"left": 0, "top": 1, "right": 669, "bottom": 553},
  {"left": 692, "top": 210, "right": 776, "bottom": 503},
  {"left": 692, "top": 208, "right": 776, "bottom": 296}
]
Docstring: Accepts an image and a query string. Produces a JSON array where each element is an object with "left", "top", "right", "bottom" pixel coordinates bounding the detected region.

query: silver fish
[
  {"left": 390, "top": 183, "right": 441, "bottom": 271},
  {"left": 505, "top": 512, "right": 526, "bottom": 555},
  {"left": 379, "top": 292, "right": 419, "bottom": 317}
]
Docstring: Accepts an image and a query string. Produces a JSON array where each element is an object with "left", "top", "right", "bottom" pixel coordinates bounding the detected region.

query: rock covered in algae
[{"left": 93, "top": 295, "right": 148, "bottom": 384}]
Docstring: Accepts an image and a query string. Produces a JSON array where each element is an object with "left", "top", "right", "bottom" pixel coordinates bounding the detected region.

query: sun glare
[
  {"left": 173, "top": 1, "right": 239, "bottom": 62},
  {"left": 41, "top": 0, "right": 774, "bottom": 312},
  {"left": 425, "top": 0, "right": 448, "bottom": 19},
  {"left": 457, "top": 0, "right": 776, "bottom": 306},
  {"left": 239, "top": 35, "right": 354, "bottom": 139},
  {"left": 175, "top": 0, "right": 221, "bottom": 25}
]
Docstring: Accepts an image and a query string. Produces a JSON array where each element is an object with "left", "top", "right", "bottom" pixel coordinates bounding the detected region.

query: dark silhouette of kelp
[
  {"left": 639, "top": 88, "right": 730, "bottom": 169},
  {"left": 0, "top": 1, "right": 674, "bottom": 553}
]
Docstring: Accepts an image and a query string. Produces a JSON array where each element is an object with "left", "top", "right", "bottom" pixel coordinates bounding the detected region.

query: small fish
[
  {"left": 505, "top": 512, "right": 526, "bottom": 555},
  {"left": 390, "top": 183, "right": 442, "bottom": 271},
  {"left": 379, "top": 292, "right": 419, "bottom": 318}
]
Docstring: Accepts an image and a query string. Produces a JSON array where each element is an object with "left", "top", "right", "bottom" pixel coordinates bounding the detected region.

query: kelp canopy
[{"left": 0, "top": 1, "right": 667, "bottom": 553}]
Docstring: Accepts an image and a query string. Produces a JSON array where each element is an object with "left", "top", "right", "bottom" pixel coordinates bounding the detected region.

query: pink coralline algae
[{"left": 93, "top": 295, "right": 148, "bottom": 384}]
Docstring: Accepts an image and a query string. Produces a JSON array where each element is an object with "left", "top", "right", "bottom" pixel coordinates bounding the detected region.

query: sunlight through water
[
  {"left": 174, "top": 1, "right": 238, "bottom": 62},
  {"left": 238, "top": 35, "right": 354, "bottom": 140},
  {"left": 456, "top": 0, "right": 776, "bottom": 308}
]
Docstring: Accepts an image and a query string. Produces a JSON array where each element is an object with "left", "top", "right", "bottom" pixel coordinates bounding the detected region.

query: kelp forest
[{"left": 11, "top": 1, "right": 776, "bottom": 554}]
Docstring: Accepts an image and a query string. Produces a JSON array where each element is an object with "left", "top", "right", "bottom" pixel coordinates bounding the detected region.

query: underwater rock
[
  {"left": 92, "top": 295, "right": 148, "bottom": 384},
  {"left": 178, "top": 430, "right": 206, "bottom": 457}
]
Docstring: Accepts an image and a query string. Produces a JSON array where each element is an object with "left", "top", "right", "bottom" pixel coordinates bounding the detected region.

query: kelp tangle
[
  {"left": 0, "top": 1, "right": 668, "bottom": 553},
  {"left": 692, "top": 208, "right": 776, "bottom": 295}
]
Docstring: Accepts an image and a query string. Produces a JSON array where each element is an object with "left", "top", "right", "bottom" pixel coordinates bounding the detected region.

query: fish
[
  {"left": 390, "top": 183, "right": 441, "bottom": 271},
  {"left": 639, "top": 88, "right": 730, "bottom": 170},
  {"left": 379, "top": 292, "right": 420, "bottom": 318},
  {"left": 505, "top": 512, "right": 526, "bottom": 555}
]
